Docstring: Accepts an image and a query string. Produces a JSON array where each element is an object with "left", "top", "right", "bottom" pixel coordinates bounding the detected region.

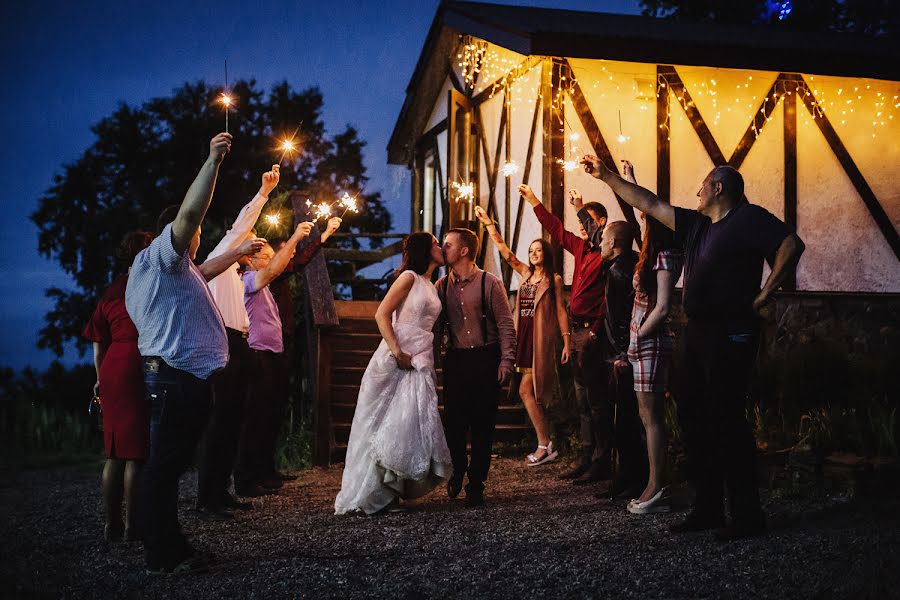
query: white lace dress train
[{"left": 334, "top": 271, "right": 452, "bottom": 515}]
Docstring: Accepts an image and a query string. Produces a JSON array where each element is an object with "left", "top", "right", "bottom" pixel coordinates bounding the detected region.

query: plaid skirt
[{"left": 627, "top": 301, "right": 674, "bottom": 393}]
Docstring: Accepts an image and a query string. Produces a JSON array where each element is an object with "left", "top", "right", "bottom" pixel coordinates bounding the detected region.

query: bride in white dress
[{"left": 335, "top": 232, "right": 452, "bottom": 515}]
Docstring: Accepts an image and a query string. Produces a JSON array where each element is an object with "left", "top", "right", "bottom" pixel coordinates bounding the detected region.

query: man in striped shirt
[{"left": 125, "top": 132, "right": 232, "bottom": 574}]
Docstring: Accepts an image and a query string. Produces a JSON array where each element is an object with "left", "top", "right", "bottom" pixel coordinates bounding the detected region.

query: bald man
[{"left": 581, "top": 156, "right": 805, "bottom": 541}]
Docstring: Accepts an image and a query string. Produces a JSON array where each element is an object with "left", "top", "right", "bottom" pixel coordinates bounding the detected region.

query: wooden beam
[
  {"left": 783, "top": 81, "right": 798, "bottom": 291},
  {"left": 797, "top": 79, "right": 900, "bottom": 261},
  {"left": 509, "top": 90, "right": 542, "bottom": 290},
  {"left": 656, "top": 65, "right": 670, "bottom": 204},
  {"left": 565, "top": 59, "right": 641, "bottom": 245},
  {"left": 728, "top": 76, "right": 782, "bottom": 169},
  {"left": 470, "top": 55, "right": 542, "bottom": 108},
  {"left": 659, "top": 65, "right": 727, "bottom": 166},
  {"left": 542, "top": 58, "right": 566, "bottom": 270},
  {"left": 313, "top": 329, "right": 332, "bottom": 466}
]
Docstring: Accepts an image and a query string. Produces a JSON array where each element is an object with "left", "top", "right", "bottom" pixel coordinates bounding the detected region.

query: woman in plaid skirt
[{"left": 622, "top": 161, "right": 684, "bottom": 515}]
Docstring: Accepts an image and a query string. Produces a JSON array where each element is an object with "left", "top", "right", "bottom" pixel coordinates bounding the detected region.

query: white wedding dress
[{"left": 334, "top": 271, "right": 452, "bottom": 515}]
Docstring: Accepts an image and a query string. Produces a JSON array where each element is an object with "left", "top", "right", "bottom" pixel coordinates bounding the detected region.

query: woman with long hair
[
  {"left": 474, "top": 205, "right": 570, "bottom": 466},
  {"left": 82, "top": 230, "right": 153, "bottom": 541},
  {"left": 621, "top": 161, "right": 684, "bottom": 514},
  {"left": 335, "top": 232, "right": 452, "bottom": 514}
]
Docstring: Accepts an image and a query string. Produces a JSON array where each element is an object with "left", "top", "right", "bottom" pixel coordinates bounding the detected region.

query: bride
[{"left": 334, "top": 232, "right": 452, "bottom": 515}]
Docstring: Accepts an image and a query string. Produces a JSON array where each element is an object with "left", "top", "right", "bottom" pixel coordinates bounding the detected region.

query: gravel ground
[{"left": 2, "top": 457, "right": 898, "bottom": 599}]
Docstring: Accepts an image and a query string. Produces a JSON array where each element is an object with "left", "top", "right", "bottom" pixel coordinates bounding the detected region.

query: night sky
[{"left": 0, "top": 0, "right": 639, "bottom": 371}]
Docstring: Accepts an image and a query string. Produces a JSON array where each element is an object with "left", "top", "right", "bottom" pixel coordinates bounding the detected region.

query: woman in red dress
[{"left": 82, "top": 231, "right": 152, "bottom": 541}]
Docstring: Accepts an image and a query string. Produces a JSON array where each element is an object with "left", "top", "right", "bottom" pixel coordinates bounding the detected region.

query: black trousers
[
  {"left": 196, "top": 328, "right": 250, "bottom": 506},
  {"left": 235, "top": 349, "right": 287, "bottom": 487},
  {"left": 679, "top": 319, "right": 764, "bottom": 525},
  {"left": 570, "top": 326, "right": 613, "bottom": 465},
  {"left": 607, "top": 360, "right": 648, "bottom": 489},
  {"left": 141, "top": 358, "right": 212, "bottom": 570},
  {"left": 443, "top": 344, "right": 501, "bottom": 493}
]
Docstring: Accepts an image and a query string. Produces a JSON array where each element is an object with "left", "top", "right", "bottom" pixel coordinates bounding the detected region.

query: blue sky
[{"left": 0, "top": 0, "right": 639, "bottom": 371}]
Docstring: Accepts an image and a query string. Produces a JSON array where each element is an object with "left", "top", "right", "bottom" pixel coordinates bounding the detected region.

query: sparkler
[
  {"left": 220, "top": 59, "right": 231, "bottom": 133},
  {"left": 336, "top": 192, "right": 359, "bottom": 218},
  {"left": 451, "top": 181, "right": 476, "bottom": 221},
  {"left": 313, "top": 202, "right": 333, "bottom": 221},
  {"left": 277, "top": 138, "right": 297, "bottom": 166},
  {"left": 557, "top": 159, "right": 578, "bottom": 172},
  {"left": 616, "top": 109, "right": 629, "bottom": 145},
  {"left": 501, "top": 160, "right": 519, "bottom": 178}
]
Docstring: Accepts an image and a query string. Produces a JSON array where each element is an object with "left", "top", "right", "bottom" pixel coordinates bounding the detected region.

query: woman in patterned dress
[
  {"left": 474, "top": 205, "right": 570, "bottom": 467},
  {"left": 621, "top": 161, "right": 684, "bottom": 514}
]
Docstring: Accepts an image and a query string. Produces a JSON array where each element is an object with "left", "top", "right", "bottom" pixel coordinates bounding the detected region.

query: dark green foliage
[
  {"left": 0, "top": 362, "right": 102, "bottom": 463},
  {"left": 31, "top": 80, "right": 390, "bottom": 357},
  {"left": 639, "top": 0, "right": 896, "bottom": 37}
]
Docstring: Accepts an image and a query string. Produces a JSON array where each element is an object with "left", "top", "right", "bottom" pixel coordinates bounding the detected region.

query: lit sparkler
[
  {"left": 313, "top": 202, "right": 333, "bottom": 221},
  {"left": 558, "top": 159, "right": 578, "bottom": 172},
  {"left": 501, "top": 161, "right": 519, "bottom": 178},
  {"left": 336, "top": 192, "right": 359, "bottom": 218}
]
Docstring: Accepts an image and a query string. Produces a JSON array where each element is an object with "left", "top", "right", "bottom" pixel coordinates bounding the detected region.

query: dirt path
[{"left": 2, "top": 458, "right": 898, "bottom": 598}]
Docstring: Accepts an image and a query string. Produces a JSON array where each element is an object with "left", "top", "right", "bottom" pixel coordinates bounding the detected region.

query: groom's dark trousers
[{"left": 443, "top": 343, "right": 501, "bottom": 494}]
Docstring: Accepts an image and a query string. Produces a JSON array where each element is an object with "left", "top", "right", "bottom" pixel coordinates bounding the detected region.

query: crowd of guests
[
  {"left": 460, "top": 153, "right": 804, "bottom": 540},
  {"left": 83, "top": 133, "right": 341, "bottom": 573},
  {"left": 84, "top": 130, "right": 805, "bottom": 572}
]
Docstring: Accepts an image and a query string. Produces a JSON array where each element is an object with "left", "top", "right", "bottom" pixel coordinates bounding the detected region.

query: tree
[
  {"left": 639, "top": 0, "right": 897, "bottom": 38},
  {"left": 32, "top": 80, "right": 391, "bottom": 356}
]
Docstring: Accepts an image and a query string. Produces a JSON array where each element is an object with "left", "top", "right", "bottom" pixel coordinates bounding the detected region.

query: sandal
[{"left": 526, "top": 441, "right": 558, "bottom": 467}]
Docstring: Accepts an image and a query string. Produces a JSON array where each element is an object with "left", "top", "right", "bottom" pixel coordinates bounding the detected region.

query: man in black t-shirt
[{"left": 579, "top": 155, "right": 805, "bottom": 541}]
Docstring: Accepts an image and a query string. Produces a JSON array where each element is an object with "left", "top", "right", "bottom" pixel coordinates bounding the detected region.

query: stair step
[
  {"left": 333, "top": 318, "right": 381, "bottom": 334},
  {"left": 327, "top": 332, "right": 383, "bottom": 352}
]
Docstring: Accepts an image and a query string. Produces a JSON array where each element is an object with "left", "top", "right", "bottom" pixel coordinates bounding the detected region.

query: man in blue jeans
[
  {"left": 126, "top": 132, "right": 232, "bottom": 573},
  {"left": 580, "top": 154, "right": 805, "bottom": 541}
]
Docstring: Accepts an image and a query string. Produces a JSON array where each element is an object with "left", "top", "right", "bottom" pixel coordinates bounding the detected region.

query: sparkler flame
[
  {"left": 264, "top": 214, "right": 280, "bottom": 226},
  {"left": 452, "top": 181, "right": 475, "bottom": 203},
  {"left": 314, "top": 202, "right": 333, "bottom": 221},
  {"left": 558, "top": 159, "right": 578, "bottom": 172},
  {"left": 220, "top": 93, "right": 233, "bottom": 107},
  {"left": 337, "top": 192, "right": 359, "bottom": 214},
  {"left": 501, "top": 161, "right": 519, "bottom": 177}
]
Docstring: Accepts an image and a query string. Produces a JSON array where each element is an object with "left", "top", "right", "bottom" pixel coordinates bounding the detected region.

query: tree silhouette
[
  {"left": 32, "top": 80, "right": 390, "bottom": 356},
  {"left": 640, "top": 0, "right": 896, "bottom": 37}
]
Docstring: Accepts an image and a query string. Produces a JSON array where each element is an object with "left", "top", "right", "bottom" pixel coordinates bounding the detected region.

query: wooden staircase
[{"left": 318, "top": 301, "right": 533, "bottom": 464}]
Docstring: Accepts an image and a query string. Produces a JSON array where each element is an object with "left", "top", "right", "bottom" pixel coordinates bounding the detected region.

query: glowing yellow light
[
  {"left": 616, "top": 134, "right": 629, "bottom": 144},
  {"left": 220, "top": 94, "right": 233, "bottom": 107},
  {"left": 337, "top": 192, "right": 360, "bottom": 216},
  {"left": 280, "top": 139, "right": 296, "bottom": 152},
  {"left": 265, "top": 214, "right": 279, "bottom": 226},
  {"left": 569, "top": 132, "right": 580, "bottom": 142}
]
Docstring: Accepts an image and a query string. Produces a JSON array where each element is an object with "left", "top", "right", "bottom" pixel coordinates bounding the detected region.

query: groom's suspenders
[{"left": 438, "top": 271, "right": 490, "bottom": 350}]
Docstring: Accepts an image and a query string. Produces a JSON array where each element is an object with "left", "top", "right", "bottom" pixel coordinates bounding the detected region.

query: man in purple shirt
[
  {"left": 580, "top": 155, "right": 805, "bottom": 540},
  {"left": 234, "top": 217, "right": 342, "bottom": 496}
]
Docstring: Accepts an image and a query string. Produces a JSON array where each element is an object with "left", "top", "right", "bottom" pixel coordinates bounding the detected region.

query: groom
[{"left": 437, "top": 228, "right": 516, "bottom": 507}]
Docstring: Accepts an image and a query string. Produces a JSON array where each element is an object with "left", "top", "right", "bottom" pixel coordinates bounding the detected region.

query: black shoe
[
  {"left": 220, "top": 493, "right": 252, "bottom": 511},
  {"left": 235, "top": 484, "right": 275, "bottom": 498},
  {"left": 559, "top": 462, "right": 591, "bottom": 480},
  {"left": 447, "top": 479, "right": 463, "bottom": 499},
  {"left": 572, "top": 463, "right": 611, "bottom": 486},
  {"left": 464, "top": 490, "right": 484, "bottom": 507},
  {"left": 669, "top": 512, "right": 725, "bottom": 534},
  {"left": 194, "top": 505, "right": 234, "bottom": 521},
  {"left": 714, "top": 518, "right": 766, "bottom": 542}
]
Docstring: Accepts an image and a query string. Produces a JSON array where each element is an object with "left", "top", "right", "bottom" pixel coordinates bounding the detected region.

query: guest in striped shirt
[{"left": 125, "top": 132, "right": 232, "bottom": 575}]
